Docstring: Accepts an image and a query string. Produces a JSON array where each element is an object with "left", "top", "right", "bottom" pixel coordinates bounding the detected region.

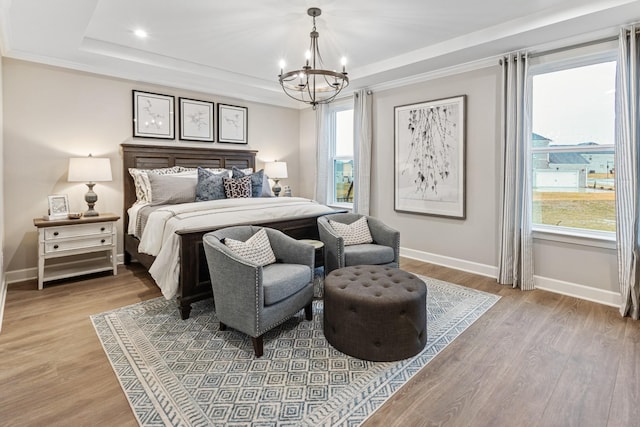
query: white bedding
[
  {"left": 136, "top": 197, "right": 336, "bottom": 299},
  {"left": 127, "top": 202, "right": 148, "bottom": 236}
]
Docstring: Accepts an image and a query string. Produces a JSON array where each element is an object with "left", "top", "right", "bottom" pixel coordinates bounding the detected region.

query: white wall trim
[
  {"left": 401, "top": 246, "right": 621, "bottom": 308},
  {"left": 534, "top": 276, "right": 621, "bottom": 308},
  {"left": 0, "top": 277, "right": 6, "bottom": 333},
  {"left": 367, "top": 56, "right": 498, "bottom": 93},
  {"left": 401, "top": 247, "right": 498, "bottom": 278}
]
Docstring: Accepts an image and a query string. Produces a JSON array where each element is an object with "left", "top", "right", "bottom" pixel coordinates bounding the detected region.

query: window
[
  {"left": 529, "top": 50, "right": 616, "bottom": 239},
  {"left": 328, "top": 101, "right": 354, "bottom": 206}
]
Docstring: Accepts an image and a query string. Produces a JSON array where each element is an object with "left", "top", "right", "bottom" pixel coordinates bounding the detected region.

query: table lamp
[
  {"left": 68, "top": 154, "right": 113, "bottom": 217},
  {"left": 264, "top": 161, "right": 288, "bottom": 197}
]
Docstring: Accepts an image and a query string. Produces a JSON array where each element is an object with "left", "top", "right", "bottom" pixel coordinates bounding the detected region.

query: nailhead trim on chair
[{"left": 254, "top": 267, "right": 260, "bottom": 334}]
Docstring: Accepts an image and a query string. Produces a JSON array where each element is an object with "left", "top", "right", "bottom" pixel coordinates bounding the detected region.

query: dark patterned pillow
[
  {"left": 232, "top": 167, "right": 264, "bottom": 197},
  {"left": 196, "top": 167, "right": 227, "bottom": 201},
  {"left": 223, "top": 176, "right": 252, "bottom": 198}
]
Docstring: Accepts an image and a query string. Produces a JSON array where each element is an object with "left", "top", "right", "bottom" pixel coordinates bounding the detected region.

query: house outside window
[
  {"left": 327, "top": 100, "right": 354, "bottom": 206},
  {"left": 528, "top": 49, "right": 616, "bottom": 241}
]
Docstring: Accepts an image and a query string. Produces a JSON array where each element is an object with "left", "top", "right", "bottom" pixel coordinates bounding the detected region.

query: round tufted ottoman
[{"left": 323, "top": 265, "right": 427, "bottom": 361}]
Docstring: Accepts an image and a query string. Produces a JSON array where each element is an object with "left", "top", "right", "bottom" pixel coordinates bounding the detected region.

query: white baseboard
[
  {"left": 400, "top": 246, "right": 621, "bottom": 308},
  {"left": 401, "top": 247, "right": 498, "bottom": 278},
  {"left": 0, "top": 277, "right": 6, "bottom": 334},
  {"left": 5, "top": 254, "right": 125, "bottom": 285},
  {"left": 534, "top": 276, "right": 621, "bottom": 308}
]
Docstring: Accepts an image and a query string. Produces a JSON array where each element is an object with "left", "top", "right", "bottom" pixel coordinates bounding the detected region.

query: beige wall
[
  {"left": 299, "top": 65, "right": 617, "bottom": 299},
  {"left": 2, "top": 58, "right": 300, "bottom": 275},
  {"left": 298, "top": 107, "right": 316, "bottom": 199},
  {"left": 373, "top": 67, "right": 502, "bottom": 267}
]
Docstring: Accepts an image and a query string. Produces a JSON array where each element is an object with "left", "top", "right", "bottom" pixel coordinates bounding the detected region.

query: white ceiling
[{"left": 1, "top": 0, "right": 639, "bottom": 108}]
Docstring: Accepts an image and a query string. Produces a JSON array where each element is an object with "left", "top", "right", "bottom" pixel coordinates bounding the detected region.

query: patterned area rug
[{"left": 91, "top": 276, "right": 499, "bottom": 426}]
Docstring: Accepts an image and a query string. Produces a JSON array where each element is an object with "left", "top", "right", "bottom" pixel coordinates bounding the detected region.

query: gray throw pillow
[
  {"left": 232, "top": 167, "right": 264, "bottom": 197},
  {"left": 148, "top": 173, "right": 197, "bottom": 205},
  {"left": 196, "top": 167, "right": 227, "bottom": 201}
]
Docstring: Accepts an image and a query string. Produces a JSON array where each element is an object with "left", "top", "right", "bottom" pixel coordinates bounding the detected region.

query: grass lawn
[{"left": 533, "top": 190, "right": 615, "bottom": 232}]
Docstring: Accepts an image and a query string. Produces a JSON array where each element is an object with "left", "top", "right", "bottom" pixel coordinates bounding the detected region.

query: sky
[{"left": 531, "top": 60, "right": 616, "bottom": 146}]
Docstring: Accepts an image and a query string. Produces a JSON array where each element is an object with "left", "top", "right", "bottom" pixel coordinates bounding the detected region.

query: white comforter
[{"left": 136, "top": 197, "right": 336, "bottom": 299}]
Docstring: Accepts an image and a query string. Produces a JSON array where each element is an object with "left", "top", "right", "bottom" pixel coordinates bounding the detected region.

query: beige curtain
[
  {"left": 615, "top": 25, "right": 640, "bottom": 319},
  {"left": 353, "top": 89, "right": 372, "bottom": 215},
  {"left": 497, "top": 52, "right": 535, "bottom": 290}
]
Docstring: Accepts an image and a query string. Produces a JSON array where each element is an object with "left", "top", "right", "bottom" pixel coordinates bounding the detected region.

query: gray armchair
[
  {"left": 202, "top": 226, "right": 315, "bottom": 357},
  {"left": 318, "top": 213, "right": 400, "bottom": 274}
]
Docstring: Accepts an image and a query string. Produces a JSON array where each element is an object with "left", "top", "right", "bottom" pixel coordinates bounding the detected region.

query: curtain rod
[
  {"left": 528, "top": 34, "right": 618, "bottom": 59},
  {"left": 499, "top": 34, "right": 618, "bottom": 65}
]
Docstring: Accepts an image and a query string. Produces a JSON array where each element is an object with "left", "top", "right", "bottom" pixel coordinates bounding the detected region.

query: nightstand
[{"left": 33, "top": 213, "right": 120, "bottom": 290}]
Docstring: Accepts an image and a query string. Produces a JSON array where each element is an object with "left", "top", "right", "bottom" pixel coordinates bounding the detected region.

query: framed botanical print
[
  {"left": 179, "top": 98, "right": 214, "bottom": 142},
  {"left": 218, "top": 104, "right": 248, "bottom": 144},
  {"left": 394, "top": 95, "right": 466, "bottom": 219},
  {"left": 132, "top": 90, "right": 175, "bottom": 139}
]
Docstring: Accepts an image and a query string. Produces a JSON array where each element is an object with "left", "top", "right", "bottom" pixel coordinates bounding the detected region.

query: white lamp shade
[
  {"left": 264, "top": 161, "right": 288, "bottom": 179},
  {"left": 68, "top": 156, "right": 113, "bottom": 182}
]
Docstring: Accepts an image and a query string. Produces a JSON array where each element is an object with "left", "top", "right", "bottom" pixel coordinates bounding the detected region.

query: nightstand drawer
[
  {"left": 44, "top": 222, "right": 113, "bottom": 240},
  {"left": 44, "top": 235, "right": 113, "bottom": 253}
]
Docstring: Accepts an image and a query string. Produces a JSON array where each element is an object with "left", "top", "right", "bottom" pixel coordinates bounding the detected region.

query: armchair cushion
[
  {"left": 344, "top": 243, "right": 395, "bottom": 266},
  {"left": 224, "top": 228, "right": 276, "bottom": 266},
  {"left": 262, "top": 263, "right": 312, "bottom": 305},
  {"left": 329, "top": 216, "right": 373, "bottom": 245}
]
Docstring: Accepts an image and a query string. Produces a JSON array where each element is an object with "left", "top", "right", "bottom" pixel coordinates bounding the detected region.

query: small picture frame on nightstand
[{"left": 47, "top": 194, "right": 70, "bottom": 220}]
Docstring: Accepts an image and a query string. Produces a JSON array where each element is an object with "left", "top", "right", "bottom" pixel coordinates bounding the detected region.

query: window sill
[
  {"left": 327, "top": 202, "right": 353, "bottom": 211},
  {"left": 532, "top": 226, "right": 615, "bottom": 250}
]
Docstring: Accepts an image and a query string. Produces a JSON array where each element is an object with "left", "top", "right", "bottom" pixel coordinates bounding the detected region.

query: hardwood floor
[{"left": 1, "top": 259, "right": 637, "bottom": 426}]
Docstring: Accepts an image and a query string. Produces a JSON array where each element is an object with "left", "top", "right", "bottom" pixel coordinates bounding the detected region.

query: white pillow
[
  {"left": 224, "top": 228, "right": 276, "bottom": 266},
  {"left": 329, "top": 216, "right": 373, "bottom": 246},
  {"left": 128, "top": 166, "right": 186, "bottom": 203}
]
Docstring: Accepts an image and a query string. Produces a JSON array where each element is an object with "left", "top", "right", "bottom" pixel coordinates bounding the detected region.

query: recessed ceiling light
[{"left": 134, "top": 29, "right": 148, "bottom": 38}]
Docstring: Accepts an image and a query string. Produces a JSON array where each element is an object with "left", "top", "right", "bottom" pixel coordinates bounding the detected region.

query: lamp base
[
  {"left": 84, "top": 183, "right": 99, "bottom": 217},
  {"left": 272, "top": 179, "right": 282, "bottom": 197}
]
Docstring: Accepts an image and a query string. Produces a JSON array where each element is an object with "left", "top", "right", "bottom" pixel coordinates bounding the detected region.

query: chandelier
[{"left": 278, "top": 7, "right": 349, "bottom": 108}]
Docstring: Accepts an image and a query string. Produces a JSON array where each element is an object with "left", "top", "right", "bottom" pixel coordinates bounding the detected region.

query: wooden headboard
[{"left": 121, "top": 143, "right": 257, "bottom": 232}]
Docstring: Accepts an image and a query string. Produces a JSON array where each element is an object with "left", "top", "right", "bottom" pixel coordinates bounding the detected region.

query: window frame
[
  {"left": 326, "top": 99, "right": 354, "bottom": 208},
  {"left": 527, "top": 46, "right": 617, "bottom": 246}
]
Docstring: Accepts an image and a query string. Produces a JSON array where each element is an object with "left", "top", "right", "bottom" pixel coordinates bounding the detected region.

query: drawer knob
[
  {"left": 53, "top": 244, "right": 59, "bottom": 249},
  {"left": 101, "top": 227, "right": 106, "bottom": 232},
  {"left": 101, "top": 239, "right": 106, "bottom": 244},
  {"left": 53, "top": 231, "right": 59, "bottom": 236}
]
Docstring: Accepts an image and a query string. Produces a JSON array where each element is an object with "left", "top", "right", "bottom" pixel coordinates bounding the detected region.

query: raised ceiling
[{"left": 1, "top": 0, "right": 639, "bottom": 108}]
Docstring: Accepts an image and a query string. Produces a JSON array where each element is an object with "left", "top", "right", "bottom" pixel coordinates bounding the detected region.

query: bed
[{"left": 122, "top": 143, "right": 337, "bottom": 319}]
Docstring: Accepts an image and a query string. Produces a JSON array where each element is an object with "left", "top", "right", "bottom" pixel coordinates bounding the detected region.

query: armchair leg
[
  {"left": 219, "top": 322, "right": 227, "bottom": 331},
  {"left": 252, "top": 336, "right": 264, "bottom": 357},
  {"left": 304, "top": 302, "right": 313, "bottom": 321}
]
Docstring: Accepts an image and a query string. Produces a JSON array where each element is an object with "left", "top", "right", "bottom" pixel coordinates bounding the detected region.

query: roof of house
[{"left": 549, "top": 152, "right": 589, "bottom": 165}]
